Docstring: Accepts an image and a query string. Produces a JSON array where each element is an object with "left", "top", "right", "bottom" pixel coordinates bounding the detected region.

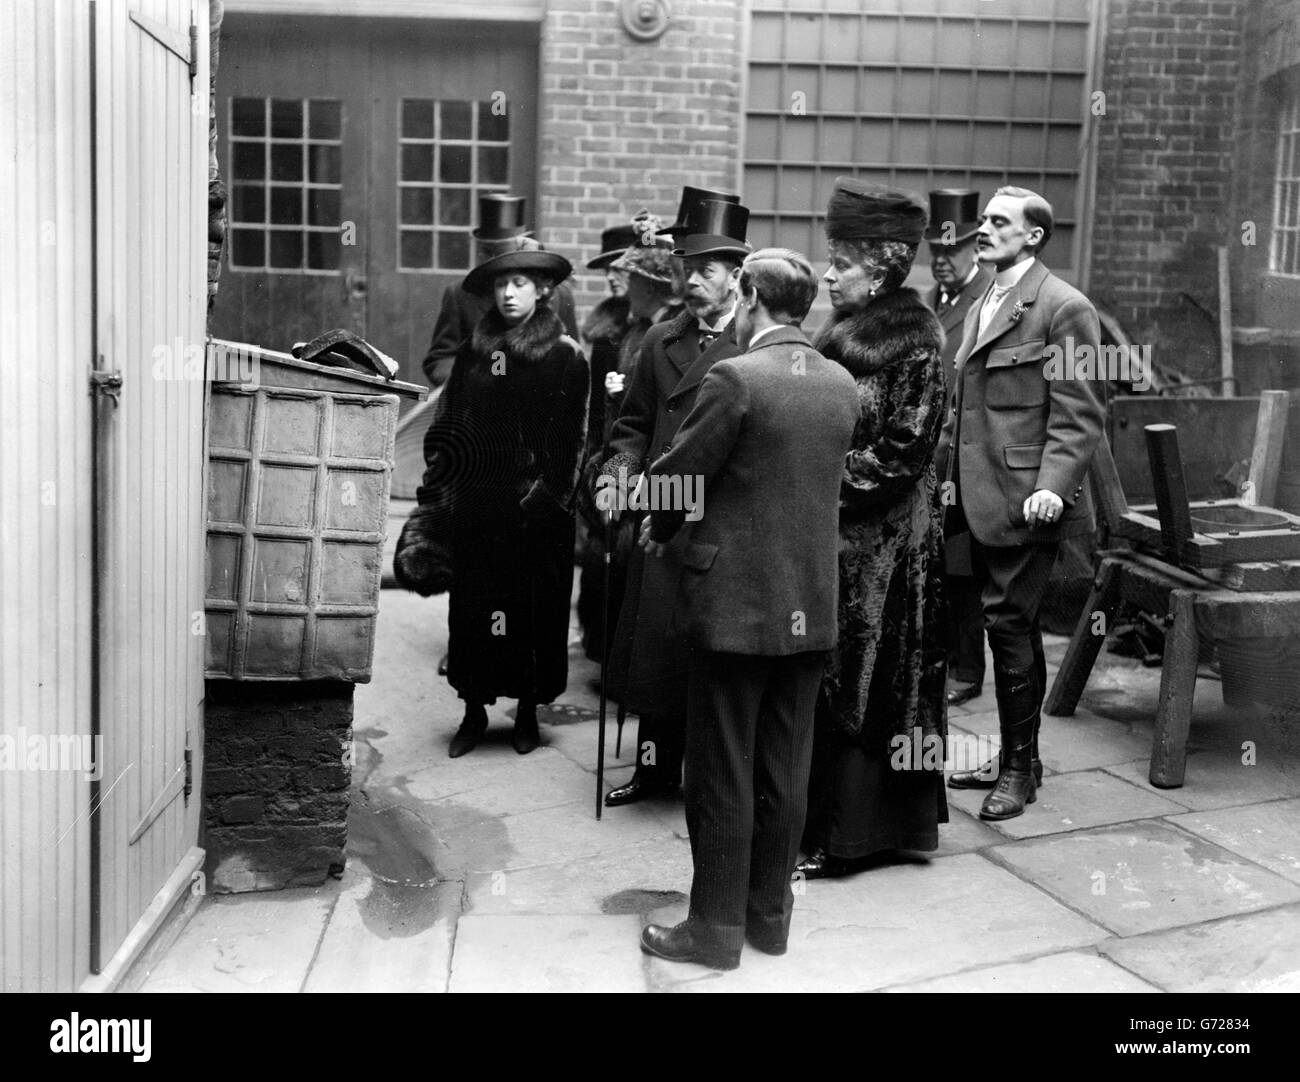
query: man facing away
[
  {"left": 936, "top": 187, "right": 1104, "bottom": 821},
  {"left": 637, "top": 248, "right": 859, "bottom": 970}
]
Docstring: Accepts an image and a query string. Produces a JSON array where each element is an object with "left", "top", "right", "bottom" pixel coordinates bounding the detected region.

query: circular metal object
[{"left": 620, "top": 0, "right": 671, "bottom": 41}]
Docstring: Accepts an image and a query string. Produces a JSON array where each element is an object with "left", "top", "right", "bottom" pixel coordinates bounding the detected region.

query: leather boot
[
  {"left": 948, "top": 754, "right": 1042, "bottom": 790},
  {"left": 979, "top": 664, "right": 1039, "bottom": 821},
  {"left": 449, "top": 704, "right": 488, "bottom": 758},
  {"left": 512, "top": 699, "right": 540, "bottom": 755}
]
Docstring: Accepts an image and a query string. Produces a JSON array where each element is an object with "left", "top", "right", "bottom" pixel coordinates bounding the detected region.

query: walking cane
[{"left": 596, "top": 507, "right": 613, "bottom": 820}]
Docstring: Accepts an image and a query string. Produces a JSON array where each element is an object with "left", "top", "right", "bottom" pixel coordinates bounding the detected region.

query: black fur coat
[
  {"left": 395, "top": 302, "right": 589, "bottom": 704},
  {"left": 814, "top": 288, "right": 949, "bottom": 748}
]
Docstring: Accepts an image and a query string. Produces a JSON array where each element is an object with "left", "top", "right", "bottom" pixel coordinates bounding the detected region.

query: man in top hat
[
  {"left": 637, "top": 248, "right": 859, "bottom": 969},
  {"left": 924, "top": 189, "right": 994, "bottom": 709},
  {"left": 420, "top": 193, "right": 578, "bottom": 388},
  {"left": 936, "top": 186, "right": 1104, "bottom": 820},
  {"left": 596, "top": 188, "right": 749, "bottom": 807}
]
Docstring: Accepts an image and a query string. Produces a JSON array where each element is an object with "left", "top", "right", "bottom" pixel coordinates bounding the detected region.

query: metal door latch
[{"left": 89, "top": 369, "right": 123, "bottom": 406}]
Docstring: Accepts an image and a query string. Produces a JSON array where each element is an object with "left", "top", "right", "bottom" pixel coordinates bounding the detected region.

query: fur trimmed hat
[{"left": 824, "top": 177, "right": 927, "bottom": 245}]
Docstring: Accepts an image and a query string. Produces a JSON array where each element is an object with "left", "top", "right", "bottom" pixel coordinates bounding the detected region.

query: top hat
[
  {"left": 924, "top": 189, "right": 981, "bottom": 245},
  {"left": 472, "top": 194, "right": 530, "bottom": 240},
  {"left": 663, "top": 186, "right": 741, "bottom": 235},
  {"left": 587, "top": 224, "right": 641, "bottom": 270},
  {"left": 824, "top": 177, "right": 927, "bottom": 246},
  {"left": 462, "top": 249, "right": 572, "bottom": 297},
  {"left": 671, "top": 199, "right": 751, "bottom": 259}
]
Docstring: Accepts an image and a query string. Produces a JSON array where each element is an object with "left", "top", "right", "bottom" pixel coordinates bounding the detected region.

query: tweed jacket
[
  {"left": 926, "top": 264, "right": 994, "bottom": 372},
  {"left": 936, "top": 259, "right": 1105, "bottom": 548},
  {"left": 648, "top": 325, "right": 860, "bottom": 656}
]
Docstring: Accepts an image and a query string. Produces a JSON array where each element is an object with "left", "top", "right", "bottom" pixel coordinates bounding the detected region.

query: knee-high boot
[{"left": 979, "top": 664, "right": 1039, "bottom": 821}]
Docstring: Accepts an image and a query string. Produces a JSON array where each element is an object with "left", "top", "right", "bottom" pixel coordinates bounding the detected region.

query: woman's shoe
[
  {"left": 449, "top": 705, "right": 488, "bottom": 758},
  {"left": 512, "top": 701, "right": 540, "bottom": 755}
]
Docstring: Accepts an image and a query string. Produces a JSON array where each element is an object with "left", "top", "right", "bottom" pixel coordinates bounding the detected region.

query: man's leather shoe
[
  {"left": 793, "top": 848, "right": 858, "bottom": 880},
  {"left": 448, "top": 706, "right": 488, "bottom": 758},
  {"left": 948, "top": 757, "right": 1043, "bottom": 790},
  {"left": 437, "top": 653, "right": 449, "bottom": 676},
  {"left": 946, "top": 681, "right": 982, "bottom": 706},
  {"left": 979, "top": 768, "right": 1037, "bottom": 820},
  {"left": 640, "top": 922, "right": 740, "bottom": 970},
  {"left": 604, "top": 773, "right": 679, "bottom": 806},
  {"left": 745, "top": 929, "right": 787, "bottom": 956}
]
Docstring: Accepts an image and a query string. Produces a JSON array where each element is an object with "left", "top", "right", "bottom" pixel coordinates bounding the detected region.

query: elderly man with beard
[{"left": 596, "top": 189, "right": 750, "bottom": 807}]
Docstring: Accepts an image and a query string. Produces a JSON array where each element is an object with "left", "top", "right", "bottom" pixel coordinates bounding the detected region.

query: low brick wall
[{"left": 202, "top": 680, "right": 352, "bottom": 893}]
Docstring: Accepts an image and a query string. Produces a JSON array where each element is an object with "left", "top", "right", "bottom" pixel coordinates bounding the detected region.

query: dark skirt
[{"left": 803, "top": 697, "right": 949, "bottom": 858}]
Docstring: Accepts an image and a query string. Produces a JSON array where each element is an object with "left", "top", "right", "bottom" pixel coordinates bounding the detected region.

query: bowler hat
[
  {"left": 672, "top": 199, "right": 751, "bottom": 259},
  {"left": 587, "top": 224, "right": 641, "bottom": 270},
  {"left": 663, "top": 186, "right": 741, "bottom": 235},
  {"left": 824, "top": 177, "right": 927, "bottom": 246},
  {"left": 462, "top": 249, "right": 572, "bottom": 296},
  {"left": 924, "top": 189, "right": 981, "bottom": 245},
  {"left": 472, "top": 194, "right": 530, "bottom": 240}
]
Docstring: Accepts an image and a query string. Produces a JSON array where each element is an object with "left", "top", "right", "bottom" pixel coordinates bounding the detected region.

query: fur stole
[
  {"left": 471, "top": 302, "right": 566, "bottom": 366},
  {"left": 814, "top": 287, "right": 943, "bottom": 377}
]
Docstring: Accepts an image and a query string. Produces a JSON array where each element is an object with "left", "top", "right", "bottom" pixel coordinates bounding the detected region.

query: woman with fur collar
[
  {"left": 798, "top": 179, "right": 950, "bottom": 878},
  {"left": 395, "top": 248, "right": 589, "bottom": 758}
]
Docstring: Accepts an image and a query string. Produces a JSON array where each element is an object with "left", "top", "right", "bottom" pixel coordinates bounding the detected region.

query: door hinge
[
  {"left": 184, "top": 746, "right": 193, "bottom": 800},
  {"left": 89, "top": 367, "right": 123, "bottom": 406},
  {"left": 128, "top": 9, "right": 198, "bottom": 84}
]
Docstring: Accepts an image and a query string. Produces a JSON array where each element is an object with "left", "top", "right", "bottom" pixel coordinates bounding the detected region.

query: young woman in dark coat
[
  {"left": 798, "top": 179, "right": 950, "bottom": 877},
  {"left": 395, "top": 248, "right": 589, "bottom": 757}
]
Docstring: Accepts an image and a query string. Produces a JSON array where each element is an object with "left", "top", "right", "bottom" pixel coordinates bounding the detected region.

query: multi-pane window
[
  {"left": 1271, "top": 93, "right": 1300, "bottom": 277},
  {"left": 398, "top": 99, "right": 510, "bottom": 272},
  {"left": 744, "top": 0, "right": 1093, "bottom": 278},
  {"left": 227, "top": 97, "right": 343, "bottom": 272}
]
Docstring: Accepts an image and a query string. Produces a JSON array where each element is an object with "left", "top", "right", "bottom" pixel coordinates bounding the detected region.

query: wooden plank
[
  {"left": 1218, "top": 245, "right": 1234, "bottom": 396},
  {"left": 1089, "top": 432, "right": 1128, "bottom": 532},
  {"left": 1149, "top": 589, "right": 1198, "bottom": 788},
  {"left": 1214, "top": 560, "right": 1300, "bottom": 591},
  {"left": 1242, "top": 389, "right": 1289, "bottom": 507},
  {"left": 1144, "top": 423, "right": 1195, "bottom": 564},
  {"left": 1045, "top": 554, "right": 1123, "bottom": 716}
]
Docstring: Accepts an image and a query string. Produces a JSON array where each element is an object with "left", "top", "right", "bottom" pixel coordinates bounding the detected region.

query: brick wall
[
  {"left": 203, "top": 680, "right": 352, "bottom": 893},
  {"left": 1090, "top": 0, "right": 1242, "bottom": 386},
  {"left": 538, "top": 0, "right": 745, "bottom": 314}
]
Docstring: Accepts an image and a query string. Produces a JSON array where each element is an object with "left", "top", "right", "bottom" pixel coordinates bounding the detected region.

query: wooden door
[
  {"left": 211, "top": 15, "right": 539, "bottom": 389},
  {"left": 91, "top": 0, "right": 208, "bottom": 976}
]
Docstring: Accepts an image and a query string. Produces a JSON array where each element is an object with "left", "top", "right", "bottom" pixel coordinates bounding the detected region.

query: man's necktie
[
  {"left": 939, "top": 289, "right": 955, "bottom": 308},
  {"left": 698, "top": 329, "right": 719, "bottom": 354},
  {"left": 978, "top": 285, "right": 1010, "bottom": 337}
]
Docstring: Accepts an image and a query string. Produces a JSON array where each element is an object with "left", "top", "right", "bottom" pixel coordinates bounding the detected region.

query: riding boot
[{"left": 979, "top": 664, "right": 1039, "bottom": 821}]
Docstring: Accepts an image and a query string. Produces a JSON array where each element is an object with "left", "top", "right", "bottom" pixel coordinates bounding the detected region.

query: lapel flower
[{"left": 1008, "top": 299, "right": 1032, "bottom": 325}]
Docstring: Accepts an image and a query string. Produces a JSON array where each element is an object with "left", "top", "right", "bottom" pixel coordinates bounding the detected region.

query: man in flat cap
[
  {"left": 937, "top": 186, "right": 1104, "bottom": 820},
  {"left": 924, "top": 189, "right": 994, "bottom": 710}
]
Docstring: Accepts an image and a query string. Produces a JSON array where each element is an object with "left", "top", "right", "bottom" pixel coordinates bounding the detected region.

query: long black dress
[
  {"left": 803, "top": 288, "right": 950, "bottom": 859},
  {"left": 403, "top": 302, "right": 588, "bottom": 705}
]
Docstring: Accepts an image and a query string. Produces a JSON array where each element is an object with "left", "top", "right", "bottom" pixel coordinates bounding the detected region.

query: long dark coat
[
  {"left": 814, "top": 288, "right": 948, "bottom": 749},
  {"left": 597, "top": 308, "right": 742, "bottom": 718},
  {"left": 399, "top": 303, "right": 588, "bottom": 705}
]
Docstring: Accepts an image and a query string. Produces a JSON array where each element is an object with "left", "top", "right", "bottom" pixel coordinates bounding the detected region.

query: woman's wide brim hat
[
  {"left": 462, "top": 249, "right": 572, "bottom": 296},
  {"left": 824, "top": 177, "right": 927, "bottom": 245},
  {"left": 587, "top": 224, "right": 641, "bottom": 270},
  {"left": 610, "top": 240, "right": 675, "bottom": 284}
]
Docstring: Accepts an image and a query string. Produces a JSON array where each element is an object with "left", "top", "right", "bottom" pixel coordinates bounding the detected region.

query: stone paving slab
[
  {"left": 946, "top": 769, "right": 1187, "bottom": 840},
  {"left": 931, "top": 805, "right": 1006, "bottom": 856},
  {"left": 1099, "top": 905, "right": 1300, "bottom": 992},
  {"left": 1168, "top": 798, "right": 1300, "bottom": 886},
  {"left": 402, "top": 747, "right": 597, "bottom": 824},
  {"left": 432, "top": 795, "right": 683, "bottom": 877},
  {"left": 994, "top": 819, "right": 1300, "bottom": 937},
  {"left": 465, "top": 834, "right": 692, "bottom": 916},
  {"left": 136, "top": 887, "right": 335, "bottom": 993},
  {"left": 646, "top": 853, "right": 1108, "bottom": 992},
  {"left": 449, "top": 914, "right": 647, "bottom": 992},
  {"left": 884, "top": 950, "right": 1160, "bottom": 993},
  {"left": 303, "top": 869, "right": 461, "bottom": 993},
  {"left": 1103, "top": 752, "right": 1300, "bottom": 812}
]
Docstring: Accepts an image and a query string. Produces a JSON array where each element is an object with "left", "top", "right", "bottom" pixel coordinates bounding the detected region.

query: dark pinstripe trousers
[{"left": 684, "top": 649, "right": 827, "bottom": 950}]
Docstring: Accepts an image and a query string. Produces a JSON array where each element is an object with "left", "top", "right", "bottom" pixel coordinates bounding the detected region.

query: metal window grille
[
  {"left": 397, "top": 99, "right": 511, "bottom": 272},
  {"left": 1271, "top": 94, "right": 1300, "bottom": 277},
  {"left": 227, "top": 97, "right": 343, "bottom": 274},
  {"left": 744, "top": 0, "right": 1094, "bottom": 275}
]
